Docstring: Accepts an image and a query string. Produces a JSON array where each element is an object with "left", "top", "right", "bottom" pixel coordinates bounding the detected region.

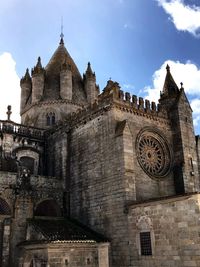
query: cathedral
[{"left": 0, "top": 35, "right": 200, "bottom": 267}]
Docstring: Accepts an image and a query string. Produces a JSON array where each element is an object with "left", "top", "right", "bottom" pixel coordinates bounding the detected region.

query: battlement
[
  {"left": 0, "top": 120, "right": 45, "bottom": 140},
  {"left": 116, "top": 91, "right": 158, "bottom": 113},
  {"left": 98, "top": 80, "right": 166, "bottom": 118}
]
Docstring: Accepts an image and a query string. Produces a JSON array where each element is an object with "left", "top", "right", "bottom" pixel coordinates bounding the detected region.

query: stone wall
[
  {"left": 20, "top": 242, "right": 110, "bottom": 267},
  {"left": 69, "top": 109, "right": 130, "bottom": 267},
  {"left": 60, "top": 103, "right": 178, "bottom": 267},
  {"left": 128, "top": 193, "right": 200, "bottom": 267},
  {"left": 0, "top": 171, "right": 63, "bottom": 266},
  {"left": 21, "top": 100, "right": 83, "bottom": 128},
  {"left": 113, "top": 108, "right": 175, "bottom": 201}
]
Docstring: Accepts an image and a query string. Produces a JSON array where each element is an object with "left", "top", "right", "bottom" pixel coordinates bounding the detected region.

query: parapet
[
  {"left": 0, "top": 120, "right": 45, "bottom": 140},
  {"left": 99, "top": 80, "right": 165, "bottom": 118}
]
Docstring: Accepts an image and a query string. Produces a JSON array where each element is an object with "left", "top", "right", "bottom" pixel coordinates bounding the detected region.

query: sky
[{"left": 1, "top": 0, "right": 200, "bottom": 133}]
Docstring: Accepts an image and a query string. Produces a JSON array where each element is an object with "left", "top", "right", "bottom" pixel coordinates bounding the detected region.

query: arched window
[
  {"left": 136, "top": 216, "right": 154, "bottom": 256},
  {"left": 20, "top": 156, "right": 35, "bottom": 174},
  {"left": 34, "top": 199, "right": 61, "bottom": 217},
  {"left": 46, "top": 112, "right": 56, "bottom": 126},
  {"left": 46, "top": 115, "right": 51, "bottom": 126}
]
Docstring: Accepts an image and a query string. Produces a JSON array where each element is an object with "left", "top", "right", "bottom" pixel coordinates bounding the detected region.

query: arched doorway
[{"left": 34, "top": 199, "right": 61, "bottom": 217}]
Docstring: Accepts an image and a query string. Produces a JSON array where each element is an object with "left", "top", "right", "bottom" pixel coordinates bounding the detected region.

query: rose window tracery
[{"left": 136, "top": 129, "right": 171, "bottom": 178}]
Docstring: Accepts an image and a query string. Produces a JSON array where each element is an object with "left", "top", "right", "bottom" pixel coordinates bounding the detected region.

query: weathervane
[{"left": 60, "top": 16, "right": 64, "bottom": 42}]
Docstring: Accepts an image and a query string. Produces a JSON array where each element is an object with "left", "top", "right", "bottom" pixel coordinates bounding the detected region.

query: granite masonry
[{"left": 0, "top": 36, "right": 200, "bottom": 267}]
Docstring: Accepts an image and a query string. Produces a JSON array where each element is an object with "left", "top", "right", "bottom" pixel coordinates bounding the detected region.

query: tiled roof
[{"left": 27, "top": 217, "right": 108, "bottom": 243}]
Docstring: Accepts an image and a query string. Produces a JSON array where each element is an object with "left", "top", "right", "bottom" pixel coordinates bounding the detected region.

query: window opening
[
  {"left": 46, "top": 112, "right": 56, "bottom": 126},
  {"left": 140, "top": 232, "right": 152, "bottom": 256}
]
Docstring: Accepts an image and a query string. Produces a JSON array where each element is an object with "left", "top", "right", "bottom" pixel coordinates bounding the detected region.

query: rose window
[{"left": 136, "top": 130, "right": 171, "bottom": 178}]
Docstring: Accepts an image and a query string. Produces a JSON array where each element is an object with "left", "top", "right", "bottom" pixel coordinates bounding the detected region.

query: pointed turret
[
  {"left": 44, "top": 38, "right": 84, "bottom": 101},
  {"left": 86, "top": 62, "right": 95, "bottom": 77},
  {"left": 60, "top": 60, "right": 72, "bottom": 100},
  {"left": 21, "top": 68, "right": 31, "bottom": 83},
  {"left": 31, "top": 57, "right": 45, "bottom": 103},
  {"left": 159, "top": 65, "right": 180, "bottom": 111},
  {"left": 21, "top": 37, "right": 87, "bottom": 128},
  {"left": 84, "top": 62, "right": 98, "bottom": 104},
  {"left": 161, "top": 65, "right": 179, "bottom": 99},
  {"left": 159, "top": 66, "right": 199, "bottom": 194},
  {"left": 45, "top": 40, "right": 82, "bottom": 80},
  {"left": 31, "top": 57, "right": 44, "bottom": 75},
  {"left": 20, "top": 68, "right": 32, "bottom": 114}
]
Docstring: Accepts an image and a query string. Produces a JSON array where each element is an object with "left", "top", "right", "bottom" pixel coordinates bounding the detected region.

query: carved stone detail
[{"left": 136, "top": 129, "right": 172, "bottom": 178}]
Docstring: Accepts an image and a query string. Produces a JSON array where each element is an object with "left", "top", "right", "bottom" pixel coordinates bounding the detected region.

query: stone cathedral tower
[
  {"left": 0, "top": 36, "right": 200, "bottom": 267},
  {"left": 20, "top": 37, "right": 99, "bottom": 128}
]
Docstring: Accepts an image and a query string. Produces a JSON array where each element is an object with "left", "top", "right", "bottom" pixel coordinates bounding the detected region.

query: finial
[
  {"left": 24, "top": 68, "right": 31, "bottom": 79},
  {"left": 36, "top": 57, "right": 42, "bottom": 68},
  {"left": 6, "top": 105, "right": 12, "bottom": 121},
  {"left": 86, "top": 62, "right": 92, "bottom": 73},
  {"left": 60, "top": 16, "right": 64, "bottom": 45},
  {"left": 31, "top": 57, "right": 44, "bottom": 75},
  {"left": 166, "top": 64, "right": 170, "bottom": 72},
  {"left": 180, "top": 82, "right": 183, "bottom": 89}
]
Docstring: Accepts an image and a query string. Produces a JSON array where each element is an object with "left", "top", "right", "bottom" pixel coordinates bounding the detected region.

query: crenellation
[
  {"left": 119, "top": 90, "right": 124, "bottom": 100},
  {"left": 138, "top": 97, "right": 144, "bottom": 110},
  {"left": 132, "top": 95, "right": 138, "bottom": 108},
  {"left": 125, "top": 92, "right": 131, "bottom": 102},
  {"left": 145, "top": 99, "right": 150, "bottom": 112},
  {"left": 151, "top": 101, "right": 157, "bottom": 112}
]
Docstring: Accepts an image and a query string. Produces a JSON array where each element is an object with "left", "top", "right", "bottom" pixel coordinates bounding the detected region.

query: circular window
[{"left": 136, "top": 129, "right": 172, "bottom": 178}]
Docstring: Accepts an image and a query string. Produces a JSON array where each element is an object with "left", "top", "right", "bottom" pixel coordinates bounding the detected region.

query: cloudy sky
[{"left": 1, "top": 0, "right": 200, "bottom": 133}]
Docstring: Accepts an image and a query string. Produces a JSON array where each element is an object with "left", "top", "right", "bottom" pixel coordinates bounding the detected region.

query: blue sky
[{"left": 1, "top": 0, "right": 200, "bottom": 133}]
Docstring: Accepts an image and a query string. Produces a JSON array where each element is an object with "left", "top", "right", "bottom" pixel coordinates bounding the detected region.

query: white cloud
[
  {"left": 0, "top": 52, "right": 20, "bottom": 122},
  {"left": 156, "top": 0, "right": 200, "bottom": 37},
  {"left": 123, "top": 83, "right": 135, "bottom": 90},
  {"left": 190, "top": 98, "right": 200, "bottom": 126},
  {"left": 144, "top": 60, "right": 200, "bottom": 132},
  {"left": 145, "top": 60, "right": 200, "bottom": 101}
]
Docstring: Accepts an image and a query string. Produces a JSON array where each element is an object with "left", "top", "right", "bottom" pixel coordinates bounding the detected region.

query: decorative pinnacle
[
  {"left": 23, "top": 68, "right": 31, "bottom": 81},
  {"left": 6, "top": 105, "right": 12, "bottom": 121},
  {"left": 166, "top": 64, "right": 170, "bottom": 72},
  {"left": 86, "top": 62, "right": 92, "bottom": 73},
  {"left": 180, "top": 82, "right": 183, "bottom": 88},
  {"left": 31, "top": 56, "right": 44, "bottom": 75},
  {"left": 36, "top": 57, "right": 42, "bottom": 68}
]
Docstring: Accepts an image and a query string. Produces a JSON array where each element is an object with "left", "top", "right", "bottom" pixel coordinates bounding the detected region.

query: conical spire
[
  {"left": 161, "top": 64, "right": 179, "bottom": 98},
  {"left": 85, "top": 62, "right": 95, "bottom": 79},
  {"left": 86, "top": 62, "right": 93, "bottom": 74},
  {"left": 36, "top": 57, "right": 42, "bottom": 68},
  {"left": 32, "top": 57, "right": 44, "bottom": 75},
  {"left": 20, "top": 68, "right": 31, "bottom": 84},
  {"left": 24, "top": 68, "right": 31, "bottom": 79},
  {"left": 45, "top": 42, "right": 81, "bottom": 80}
]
